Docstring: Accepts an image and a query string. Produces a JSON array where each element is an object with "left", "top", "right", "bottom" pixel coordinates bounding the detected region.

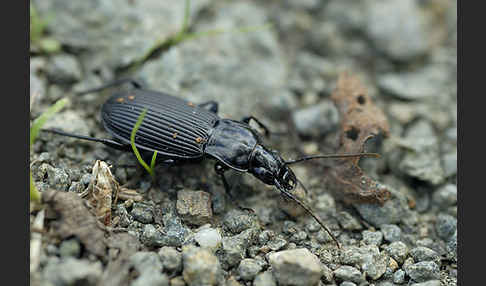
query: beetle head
[{"left": 249, "top": 145, "right": 297, "bottom": 190}]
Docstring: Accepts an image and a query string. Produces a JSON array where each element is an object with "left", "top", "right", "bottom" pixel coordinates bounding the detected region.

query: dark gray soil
[{"left": 30, "top": 1, "right": 457, "bottom": 285}]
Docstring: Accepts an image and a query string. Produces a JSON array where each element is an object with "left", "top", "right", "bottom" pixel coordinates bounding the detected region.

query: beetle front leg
[
  {"left": 198, "top": 101, "right": 219, "bottom": 114},
  {"left": 214, "top": 162, "right": 254, "bottom": 213},
  {"left": 241, "top": 116, "right": 271, "bottom": 137}
]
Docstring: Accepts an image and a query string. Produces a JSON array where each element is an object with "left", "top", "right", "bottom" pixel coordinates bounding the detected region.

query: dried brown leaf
[
  {"left": 83, "top": 161, "right": 118, "bottom": 226},
  {"left": 42, "top": 190, "right": 107, "bottom": 257},
  {"left": 328, "top": 72, "right": 391, "bottom": 204}
]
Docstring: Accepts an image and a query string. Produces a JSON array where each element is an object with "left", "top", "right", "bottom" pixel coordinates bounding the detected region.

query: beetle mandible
[{"left": 43, "top": 78, "right": 379, "bottom": 248}]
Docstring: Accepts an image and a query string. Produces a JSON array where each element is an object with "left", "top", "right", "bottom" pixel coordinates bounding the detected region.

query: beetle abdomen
[{"left": 101, "top": 90, "right": 219, "bottom": 158}]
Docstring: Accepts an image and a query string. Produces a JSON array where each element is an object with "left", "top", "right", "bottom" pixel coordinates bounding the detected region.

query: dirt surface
[{"left": 30, "top": 1, "right": 457, "bottom": 285}]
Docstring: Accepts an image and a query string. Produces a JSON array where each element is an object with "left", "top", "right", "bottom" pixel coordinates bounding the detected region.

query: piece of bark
[{"left": 328, "top": 72, "right": 391, "bottom": 205}]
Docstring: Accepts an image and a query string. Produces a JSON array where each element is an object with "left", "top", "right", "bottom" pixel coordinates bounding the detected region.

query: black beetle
[{"left": 43, "top": 78, "right": 379, "bottom": 248}]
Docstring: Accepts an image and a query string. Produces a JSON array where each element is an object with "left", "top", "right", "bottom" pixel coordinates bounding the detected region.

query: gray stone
[
  {"left": 220, "top": 229, "right": 257, "bottom": 269},
  {"left": 253, "top": 271, "right": 277, "bottom": 286},
  {"left": 176, "top": 190, "right": 213, "bottom": 226},
  {"left": 378, "top": 66, "right": 449, "bottom": 100},
  {"left": 362, "top": 230, "right": 383, "bottom": 246},
  {"left": 46, "top": 165, "right": 70, "bottom": 191},
  {"left": 393, "top": 269, "right": 405, "bottom": 284},
  {"left": 292, "top": 100, "right": 339, "bottom": 138},
  {"left": 380, "top": 224, "right": 402, "bottom": 243},
  {"left": 30, "top": 57, "right": 46, "bottom": 111},
  {"left": 435, "top": 213, "right": 457, "bottom": 241},
  {"left": 129, "top": 251, "right": 163, "bottom": 274},
  {"left": 398, "top": 120, "right": 445, "bottom": 185},
  {"left": 446, "top": 230, "right": 457, "bottom": 262},
  {"left": 33, "top": 0, "right": 210, "bottom": 70},
  {"left": 43, "top": 257, "right": 102, "bottom": 286},
  {"left": 194, "top": 226, "right": 222, "bottom": 250},
  {"left": 383, "top": 241, "right": 409, "bottom": 265},
  {"left": 266, "top": 235, "right": 288, "bottom": 251},
  {"left": 237, "top": 258, "right": 263, "bottom": 281},
  {"left": 143, "top": 214, "right": 191, "bottom": 247},
  {"left": 138, "top": 2, "right": 288, "bottom": 121},
  {"left": 333, "top": 265, "right": 364, "bottom": 284},
  {"left": 46, "top": 53, "right": 82, "bottom": 84},
  {"left": 158, "top": 246, "right": 182, "bottom": 274},
  {"left": 409, "top": 247, "right": 441, "bottom": 266},
  {"left": 131, "top": 203, "right": 154, "bottom": 224},
  {"left": 340, "top": 282, "right": 357, "bottom": 286},
  {"left": 128, "top": 252, "right": 169, "bottom": 286},
  {"left": 432, "top": 184, "right": 457, "bottom": 210},
  {"left": 59, "top": 238, "right": 81, "bottom": 258},
  {"left": 354, "top": 187, "right": 408, "bottom": 227},
  {"left": 131, "top": 274, "right": 169, "bottom": 286},
  {"left": 268, "top": 248, "right": 322, "bottom": 286},
  {"left": 335, "top": 211, "right": 362, "bottom": 231},
  {"left": 222, "top": 209, "right": 259, "bottom": 234},
  {"left": 442, "top": 151, "right": 457, "bottom": 178},
  {"left": 411, "top": 281, "right": 441, "bottom": 286},
  {"left": 404, "top": 261, "right": 440, "bottom": 282},
  {"left": 364, "top": 0, "right": 431, "bottom": 61},
  {"left": 43, "top": 110, "right": 91, "bottom": 137},
  {"left": 340, "top": 245, "right": 388, "bottom": 281},
  {"left": 182, "top": 245, "right": 222, "bottom": 286}
]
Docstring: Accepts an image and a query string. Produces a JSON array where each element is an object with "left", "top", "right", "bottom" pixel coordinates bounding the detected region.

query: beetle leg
[
  {"left": 42, "top": 128, "right": 132, "bottom": 151},
  {"left": 214, "top": 162, "right": 254, "bottom": 213},
  {"left": 198, "top": 101, "right": 219, "bottom": 114},
  {"left": 76, "top": 78, "right": 145, "bottom": 95},
  {"left": 241, "top": 116, "right": 271, "bottom": 137}
]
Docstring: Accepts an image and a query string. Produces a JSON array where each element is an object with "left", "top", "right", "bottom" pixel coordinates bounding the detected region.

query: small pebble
[
  {"left": 194, "top": 226, "right": 222, "bottom": 250},
  {"left": 176, "top": 190, "right": 213, "bottom": 226},
  {"left": 393, "top": 269, "right": 405, "bottom": 284},
  {"left": 59, "top": 238, "right": 81, "bottom": 258},
  {"left": 130, "top": 203, "right": 154, "bottom": 224},
  {"left": 409, "top": 247, "right": 441, "bottom": 265},
  {"left": 380, "top": 224, "right": 402, "bottom": 242},
  {"left": 383, "top": 241, "right": 409, "bottom": 265},
  {"left": 333, "top": 265, "right": 364, "bottom": 284},
  {"left": 182, "top": 245, "right": 222, "bottom": 286},
  {"left": 410, "top": 280, "right": 441, "bottom": 286},
  {"left": 237, "top": 258, "right": 263, "bottom": 281},
  {"left": 435, "top": 213, "right": 457, "bottom": 241},
  {"left": 222, "top": 209, "right": 258, "bottom": 234},
  {"left": 46, "top": 53, "right": 83, "bottom": 84},
  {"left": 362, "top": 230, "right": 383, "bottom": 246},
  {"left": 336, "top": 211, "right": 363, "bottom": 231},
  {"left": 432, "top": 184, "right": 457, "bottom": 210},
  {"left": 42, "top": 257, "right": 102, "bottom": 286},
  {"left": 253, "top": 271, "right": 277, "bottom": 286},
  {"left": 268, "top": 248, "right": 322, "bottom": 286},
  {"left": 158, "top": 246, "right": 182, "bottom": 274},
  {"left": 404, "top": 261, "right": 441, "bottom": 282}
]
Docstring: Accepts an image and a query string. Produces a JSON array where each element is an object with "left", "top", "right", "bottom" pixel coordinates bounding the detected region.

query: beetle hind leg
[{"left": 76, "top": 78, "right": 145, "bottom": 95}]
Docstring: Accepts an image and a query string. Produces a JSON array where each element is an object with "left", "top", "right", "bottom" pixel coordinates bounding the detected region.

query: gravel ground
[{"left": 30, "top": 1, "right": 457, "bottom": 285}]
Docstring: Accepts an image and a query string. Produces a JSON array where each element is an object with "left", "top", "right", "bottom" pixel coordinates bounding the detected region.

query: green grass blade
[
  {"left": 150, "top": 151, "right": 158, "bottom": 172},
  {"left": 176, "top": 23, "right": 273, "bottom": 44},
  {"left": 30, "top": 98, "right": 69, "bottom": 148},
  {"left": 130, "top": 108, "right": 157, "bottom": 176},
  {"left": 30, "top": 97, "right": 69, "bottom": 204}
]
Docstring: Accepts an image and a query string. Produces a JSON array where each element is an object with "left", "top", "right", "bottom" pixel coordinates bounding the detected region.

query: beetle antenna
[
  {"left": 41, "top": 128, "right": 131, "bottom": 151},
  {"left": 285, "top": 152, "right": 380, "bottom": 165},
  {"left": 274, "top": 180, "right": 341, "bottom": 248}
]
